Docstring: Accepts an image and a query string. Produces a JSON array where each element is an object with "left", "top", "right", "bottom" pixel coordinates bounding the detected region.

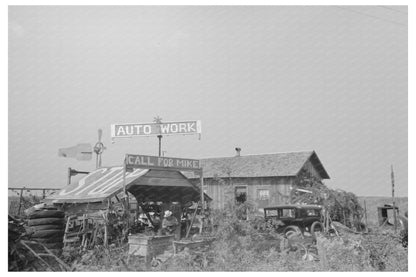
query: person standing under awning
[{"left": 161, "top": 210, "right": 179, "bottom": 236}]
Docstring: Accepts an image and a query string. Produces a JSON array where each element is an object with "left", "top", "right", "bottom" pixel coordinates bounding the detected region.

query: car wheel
[
  {"left": 26, "top": 224, "right": 65, "bottom": 232},
  {"left": 31, "top": 229, "right": 65, "bottom": 239},
  {"left": 32, "top": 236, "right": 64, "bottom": 243},
  {"left": 311, "top": 221, "right": 324, "bottom": 240},
  {"left": 28, "top": 217, "right": 65, "bottom": 226},
  {"left": 28, "top": 210, "right": 64, "bottom": 219},
  {"left": 284, "top": 225, "right": 302, "bottom": 238}
]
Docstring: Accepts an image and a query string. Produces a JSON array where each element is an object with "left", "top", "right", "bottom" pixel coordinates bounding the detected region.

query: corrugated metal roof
[
  {"left": 185, "top": 151, "right": 329, "bottom": 179},
  {"left": 48, "top": 167, "right": 149, "bottom": 203}
]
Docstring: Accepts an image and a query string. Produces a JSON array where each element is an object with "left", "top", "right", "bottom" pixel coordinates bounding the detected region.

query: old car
[{"left": 263, "top": 204, "right": 323, "bottom": 237}]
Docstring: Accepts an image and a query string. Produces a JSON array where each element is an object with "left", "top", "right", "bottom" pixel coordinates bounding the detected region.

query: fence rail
[{"left": 8, "top": 187, "right": 61, "bottom": 216}]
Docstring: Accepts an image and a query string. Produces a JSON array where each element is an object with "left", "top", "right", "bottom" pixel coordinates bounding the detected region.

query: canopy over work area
[{"left": 47, "top": 166, "right": 210, "bottom": 204}]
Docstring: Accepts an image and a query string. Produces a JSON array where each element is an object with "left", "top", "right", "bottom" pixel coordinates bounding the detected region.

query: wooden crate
[
  {"left": 128, "top": 234, "right": 174, "bottom": 260},
  {"left": 173, "top": 237, "right": 215, "bottom": 254}
]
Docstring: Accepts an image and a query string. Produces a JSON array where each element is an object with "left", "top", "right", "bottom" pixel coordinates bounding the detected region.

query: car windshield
[
  {"left": 281, "top": 208, "right": 295, "bottom": 218},
  {"left": 265, "top": 209, "right": 278, "bottom": 217},
  {"left": 306, "top": 209, "right": 321, "bottom": 217},
  {"left": 265, "top": 208, "right": 295, "bottom": 218}
]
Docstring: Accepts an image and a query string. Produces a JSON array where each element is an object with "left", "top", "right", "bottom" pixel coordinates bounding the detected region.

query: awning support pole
[
  {"left": 123, "top": 156, "right": 127, "bottom": 195},
  {"left": 200, "top": 169, "right": 204, "bottom": 216},
  {"left": 200, "top": 169, "right": 205, "bottom": 234},
  {"left": 186, "top": 201, "right": 200, "bottom": 238},
  {"left": 123, "top": 156, "right": 130, "bottom": 235}
]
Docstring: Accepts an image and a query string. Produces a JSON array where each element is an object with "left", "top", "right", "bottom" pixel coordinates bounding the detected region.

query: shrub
[{"left": 67, "top": 201, "right": 407, "bottom": 272}]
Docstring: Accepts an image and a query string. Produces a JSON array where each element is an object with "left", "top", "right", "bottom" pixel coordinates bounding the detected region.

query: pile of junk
[{"left": 8, "top": 166, "right": 213, "bottom": 271}]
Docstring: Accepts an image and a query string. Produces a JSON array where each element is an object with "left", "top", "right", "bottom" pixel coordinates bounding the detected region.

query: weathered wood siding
[
  {"left": 301, "top": 160, "right": 323, "bottom": 180},
  {"left": 200, "top": 176, "right": 295, "bottom": 210}
]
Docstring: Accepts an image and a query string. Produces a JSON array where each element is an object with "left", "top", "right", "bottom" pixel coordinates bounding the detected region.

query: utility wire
[
  {"left": 335, "top": 6, "right": 407, "bottom": 27},
  {"left": 378, "top": 5, "right": 408, "bottom": 15}
]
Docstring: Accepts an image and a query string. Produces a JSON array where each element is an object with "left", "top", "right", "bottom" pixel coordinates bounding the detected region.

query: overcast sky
[{"left": 8, "top": 6, "right": 407, "bottom": 196}]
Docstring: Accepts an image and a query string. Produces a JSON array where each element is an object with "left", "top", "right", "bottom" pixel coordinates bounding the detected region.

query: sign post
[
  {"left": 111, "top": 118, "right": 203, "bottom": 232},
  {"left": 153, "top": 116, "right": 163, "bottom": 157}
]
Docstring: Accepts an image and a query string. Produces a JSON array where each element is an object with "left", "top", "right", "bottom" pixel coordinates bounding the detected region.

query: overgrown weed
[{"left": 66, "top": 202, "right": 407, "bottom": 271}]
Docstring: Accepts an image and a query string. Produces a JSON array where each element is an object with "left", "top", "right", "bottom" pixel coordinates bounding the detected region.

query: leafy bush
[
  {"left": 293, "top": 169, "right": 364, "bottom": 228},
  {"left": 64, "top": 201, "right": 407, "bottom": 272},
  {"left": 315, "top": 236, "right": 373, "bottom": 271},
  {"left": 359, "top": 228, "right": 408, "bottom": 271},
  {"left": 67, "top": 244, "right": 144, "bottom": 271},
  {"left": 162, "top": 202, "right": 407, "bottom": 272}
]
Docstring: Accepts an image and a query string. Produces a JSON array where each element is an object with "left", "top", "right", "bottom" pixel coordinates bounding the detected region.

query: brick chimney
[{"left": 235, "top": 147, "right": 242, "bottom": 157}]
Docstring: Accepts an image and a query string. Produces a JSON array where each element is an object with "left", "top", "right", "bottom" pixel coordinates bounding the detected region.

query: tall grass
[{"left": 65, "top": 202, "right": 407, "bottom": 271}]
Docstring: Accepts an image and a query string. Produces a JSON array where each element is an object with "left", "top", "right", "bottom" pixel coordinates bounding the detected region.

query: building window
[
  {"left": 235, "top": 186, "right": 247, "bottom": 203},
  {"left": 257, "top": 189, "right": 270, "bottom": 200}
]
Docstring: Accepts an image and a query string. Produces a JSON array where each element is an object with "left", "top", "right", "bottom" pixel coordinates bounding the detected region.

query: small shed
[
  {"left": 377, "top": 204, "right": 400, "bottom": 226},
  {"left": 46, "top": 166, "right": 209, "bottom": 246}
]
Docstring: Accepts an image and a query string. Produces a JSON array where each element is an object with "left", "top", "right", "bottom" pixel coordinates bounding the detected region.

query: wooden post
[
  {"left": 104, "top": 222, "right": 108, "bottom": 248},
  {"left": 96, "top": 151, "right": 99, "bottom": 169},
  {"left": 123, "top": 158, "right": 127, "bottom": 196},
  {"left": 200, "top": 170, "right": 205, "bottom": 233},
  {"left": 186, "top": 201, "right": 200, "bottom": 238},
  {"left": 63, "top": 217, "right": 71, "bottom": 247},
  {"left": 67, "top": 167, "right": 72, "bottom": 185},
  {"left": 200, "top": 170, "right": 205, "bottom": 215},
  {"left": 154, "top": 116, "right": 163, "bottom": 157},
  {"left": 391, "top": 165, "right": 398, "bottom": 233},
  {"left": 123, "top": 158, "right": 130, "bottom": 234},
  {"left": 364, "top": 200, "right": 368, "bottom": 227},
  {"left": 157, "top": 135, "right": 162, "bottom": 157},
  {"left": 81, "top": 214, "right": 87, "bottom": 249},
  {"left": 17, "top": 187, "right": 24, "bottom": 215},
  {"left": 343, "top": 209, "right": 346, "bottom": 226}
]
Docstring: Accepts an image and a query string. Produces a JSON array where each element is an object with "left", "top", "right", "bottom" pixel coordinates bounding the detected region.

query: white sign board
[{"left": 111, "top": 120, "right": 201, "bottom": 138}]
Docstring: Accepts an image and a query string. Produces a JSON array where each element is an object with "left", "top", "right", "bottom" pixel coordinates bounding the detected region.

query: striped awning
[{"left": 48, "top": 166, "right": 208, "bottom": 204}]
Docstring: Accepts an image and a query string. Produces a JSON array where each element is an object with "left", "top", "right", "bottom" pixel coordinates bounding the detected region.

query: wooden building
[{"left": 187, "top": 150, "right": 330, "bottom": 210}]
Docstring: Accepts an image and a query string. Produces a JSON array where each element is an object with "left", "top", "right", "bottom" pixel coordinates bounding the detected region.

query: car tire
[
  {"left": 41, "top": 242, "right": 64, "bottom": 250},
  {"left": 28, "top": 210, "right": 64, "bottom": 219},
  {"left": 284, "top": 225, "right": 302, "bottom": 238},
  {"left": 285, "top": 230, "right": 298, "bottom": 239},
  {"left": 32, "top": 236, "right": 64, "bottom": 244},
  {"left": 311, "top": 221, "right": 324, "bottom": 240},
  {"left": 27, "top": 224, "right": 65, "bottom": 232},
  {"left": 28, "top": 217, "right": 65, "bottom": 226},
  {"left": 31, "top": 229, "right": 65, "bottom": 239}
]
